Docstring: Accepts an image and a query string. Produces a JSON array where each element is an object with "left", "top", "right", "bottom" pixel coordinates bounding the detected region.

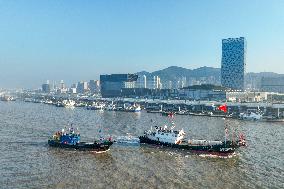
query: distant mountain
[
  {"left": 136, "top": 66, "right": 284, "bottom": 89},
  {"left": 137, "top": 66, "right": 220, "bottom": 79},
  {"left": 247, "top": 72, "right": 284, "bottom": 78},
  {"left": 136, "top": 70, "right": 150, "bottom": 76},
  {"left": 136, "top": 66, "right": 221, "bottom": 87}
]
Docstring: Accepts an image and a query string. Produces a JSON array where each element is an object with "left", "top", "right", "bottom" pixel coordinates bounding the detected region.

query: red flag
[
  {"left": 218, "top": 104, "right": 227, "bottom": 113},
  {"left": 168, "top": 112, "right": 174, "bottom": 118}
]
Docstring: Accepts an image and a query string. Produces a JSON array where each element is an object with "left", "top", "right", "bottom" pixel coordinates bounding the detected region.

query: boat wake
[
  {"left": 91, "top": 149, "right": 110, "bottom": 154},
  {"left": 0, "top": 141, "right": 47, "bottom": 146},
  {"left": 115, "top": 135, "right": 140, "bottom": 144},
  {"left": 198, "top": 152, "right": 238, "bottom": 159}
]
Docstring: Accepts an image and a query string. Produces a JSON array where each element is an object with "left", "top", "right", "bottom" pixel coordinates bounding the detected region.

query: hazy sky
[{"left": 0, "top": 0, "right": 283, "bottom": 88}]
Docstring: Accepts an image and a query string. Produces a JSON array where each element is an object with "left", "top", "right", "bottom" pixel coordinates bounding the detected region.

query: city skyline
[{"left": 0, "top": 0, "right": 284, "bottom": 88}]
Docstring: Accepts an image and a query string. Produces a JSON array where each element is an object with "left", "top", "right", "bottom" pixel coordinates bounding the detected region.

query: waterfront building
[
  {"left": 52, "top": 81, "right": 57, "bottom": 91},
  {"left": 168, "top": 81, "right": 173, "bottom": 89},
  {"left": 42, "top": 82, "right": 51, "bottom": 93},
  {"left": 151, "top": 76, "right": 162, "bottom": 89},
  {"left": 71, "top": 83, "right": 77, "bottom": 88},
  {"left": 89, "top": 80, "right": 100, "bottom": 93},
  {"left": 57, "top": 88, "right": 68, "bottom": 94},
  {"left": 177, "top": 77, "right": 187, "bottom": 88},
  {"left": 226, "top": 91, "right": 268, "bottom": 102},
  {"left": 100, "top": 74, "right": 138, "bottom": 98},
  {"left": 260, "top": 77, "right": 284, "bottom": 93},
  {"left": 152, "top": 76, "right": 157, "bottom": 89},
  {"left": 178, "top": 84, "right": 227, "bottom": 101},
  {"left": 77, "top": 81, "right": 88, "bottom": 94},
  {"left": 177, "top": 80, "right": 181, "bottom": 89},
  {"left": 124, "top": 81, "right": 136, "bottom": 88},
  {"left": 69, "top": 88, "right": 77, "bottom": 94},
  {"left": 142, "top": 75, "right": 147, "bottom": 88},
  {"left": 60, "top": 80, "right": 66, "bottom": 90},
  {"left": 121, "top": 88, "right": 178, "bottom": 99},
  {"left": 136, "top": 75, "right": 147, "bottom": 88},
  {"left": 157, "top": 76, "right": 162, "bottom": 89},
  {"left": 55, "top": 80, "right": 68, "bottom": 93},
  {"left": 221, "top": 37, "right": 246, "bottom": 91}
]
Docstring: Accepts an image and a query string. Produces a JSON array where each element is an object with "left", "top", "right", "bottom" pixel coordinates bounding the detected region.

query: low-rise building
[
  {"left": 121, "top": 88, "right": 178, "bottom": 99},
  {"left": 226, "top": 91, "right": 268, "bottom": 102},
  {"left": 77, "top": 81, "right": 88, "bottom": 94},
  {"left": 260, "top": 77, "right": 284, "bottom": 93},
  {"left": 42, "top": 83, "right": 50, "bottom": 93},
  {"left": 178, "top": 84, "right": 227, "bottom": 101}
]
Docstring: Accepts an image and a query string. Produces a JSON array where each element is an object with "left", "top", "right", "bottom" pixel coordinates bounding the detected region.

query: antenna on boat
[
  {"left": 224, "top": 126, "right": 228, "bottom": 147},
  {"left": 222, "top": 117, "right": 228, "bottom": 146},
  {"left": 98, "top": 127, "right": 103, "bottom": 141}
]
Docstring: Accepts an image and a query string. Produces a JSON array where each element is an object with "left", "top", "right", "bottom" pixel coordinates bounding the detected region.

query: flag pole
[
  {"left": 219, "top": 104, "right": 228, "bottom": 147},
  {"left": 223, "top": 118, "right": 227, "bottom": 147},
  {"left": 224, "top": 119, "right": 226, "bottom": 147}
]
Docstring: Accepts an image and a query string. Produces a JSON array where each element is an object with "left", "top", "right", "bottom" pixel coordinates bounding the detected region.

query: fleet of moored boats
[
  {"left": 3, "top": 94, "right": 284, "bottom": 123},
  {"left": 17, "top": 96, "right": 284, "bottom": 122}
]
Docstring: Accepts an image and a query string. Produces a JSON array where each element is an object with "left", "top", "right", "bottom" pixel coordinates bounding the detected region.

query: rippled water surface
[{"left": 0, "top": 101, "right": 283, "bottom": 189}]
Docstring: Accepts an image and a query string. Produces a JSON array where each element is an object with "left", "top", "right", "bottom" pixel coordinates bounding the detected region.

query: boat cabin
[
  {"left": 52, "top": 128, "right": 81, "bottom": 145},
  {"left": 60, "top": 134, "right": 80, "bottom": 145},
  {"left": 145, "top": 126, "right": 185, "bottom": 144}
]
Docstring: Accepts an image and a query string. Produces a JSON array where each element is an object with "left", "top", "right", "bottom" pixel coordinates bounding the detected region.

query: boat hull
[
  {"left": 139, "top": 136, "right": 235, "bottom": 156},
  {"left": 48, "top": 140, "right": 113, "bottom": 152}
]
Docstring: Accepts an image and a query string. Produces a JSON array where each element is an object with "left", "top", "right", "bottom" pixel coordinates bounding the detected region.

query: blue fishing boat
[{"left": 48, "top": 128, "right": 113, "bottom": 152}]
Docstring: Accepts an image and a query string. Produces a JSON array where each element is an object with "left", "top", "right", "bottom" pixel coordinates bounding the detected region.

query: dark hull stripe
[
  {"left": 48, "top": 140, "right": 113, "bottom": 151},
  {"left": 139, "top": 136, "right": 235, "bottom": 154}
]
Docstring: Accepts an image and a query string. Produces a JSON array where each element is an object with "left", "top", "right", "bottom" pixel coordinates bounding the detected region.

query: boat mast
[
  {"left": 168, "top": 112, "right": 175, "bottom": 131},
  {"left": 223, "top": 118, "right": 228, "bottom": 146}
]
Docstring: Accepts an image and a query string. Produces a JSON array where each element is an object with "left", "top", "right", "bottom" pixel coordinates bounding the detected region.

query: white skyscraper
[
  {"left": 136, "top": 75, "right": 147, "bottom": 88},
  {"left": 143, "top": 75, "right": 147, "bottom": 88},
  {"left": 152, "top": 76, "right": 161, "bottom": 89}
]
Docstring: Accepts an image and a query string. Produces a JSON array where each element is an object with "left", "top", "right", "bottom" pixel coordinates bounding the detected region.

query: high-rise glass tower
[
  {"left": 100, "top": 74, "right": 138, "bottom": 98},
  {"left": 221, "top": 37, "right": 246, "bottom": 91}
]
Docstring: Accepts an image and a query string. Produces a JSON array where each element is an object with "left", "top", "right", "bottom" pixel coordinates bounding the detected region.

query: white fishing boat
[
  {"left": 139, "top": 123, "right": 245, "bottom": 157},
  {"left": 87, "top": 102, "right": 105, "bottom": 110},
  {"left": 142, "top": 125, "right": 186, "bottom": 144},
  {"left": 239, "top": 112, "right": 262, "bottom": 120},
  {"left": 106, "top": 104, "right": 116, "bottom": 111},
  {"left": 105, "top": 101, "right": 117, "bottom": 111},
  {"left": 124, "top": 103, "right": 141, "bottom": 112},
  {"left": 62, "top": 100, "right": 76, "bottom": 108},
  {"left": 44, "top": 100, "right": 53, "bottom": 104},
  {"left": 0, "top": 95, "right": 15, "bottom": 101}
]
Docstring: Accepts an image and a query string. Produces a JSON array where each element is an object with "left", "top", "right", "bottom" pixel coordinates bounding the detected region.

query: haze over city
[
  {"left": 0, "top": 0, "right": 283, "bottom": 88},
  {"left": 1, "top": 1, "right": 284, "bottom": 188}
]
